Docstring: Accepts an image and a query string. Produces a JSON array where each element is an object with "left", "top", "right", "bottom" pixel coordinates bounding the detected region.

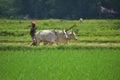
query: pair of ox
[{"left": 32, "top": 30, "right": 77, "bottom": 46}]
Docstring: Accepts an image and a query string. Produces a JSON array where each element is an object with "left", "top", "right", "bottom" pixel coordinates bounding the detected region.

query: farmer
[
  {"left": 30, "top": 21, "right": 37, "bottom": 45},
  {"left": 79, "top": 18, "right": 83, "bottom": 24}
]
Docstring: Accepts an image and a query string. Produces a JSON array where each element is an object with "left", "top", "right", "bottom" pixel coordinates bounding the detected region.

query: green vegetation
[
  {"left": 0, "top": 45, "right": 120, "bottom": 80},
  {"left": 0, "top": 0, "right": 120, "bottom": 19},
  {"left": 0, "top": 19, "right": 120, "bottom": 80},
  {"left": 0, "top": 19, "right": 120, "bottom": 42}
]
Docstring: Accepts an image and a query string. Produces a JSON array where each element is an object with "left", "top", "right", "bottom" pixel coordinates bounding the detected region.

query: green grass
[
  {"left": 0, "top": 19, "right": 120, "bottom": 42},
  {"left": 0, "top": 19, "right": 120, "bottom": 80},
  {"left": 0, "top": 45, "right": 120, "bottom": 80}
]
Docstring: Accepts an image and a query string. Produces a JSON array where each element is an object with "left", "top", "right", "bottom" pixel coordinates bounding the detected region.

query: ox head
[{"left": 68, "top": 31, "right": 77, "bottom": 40}]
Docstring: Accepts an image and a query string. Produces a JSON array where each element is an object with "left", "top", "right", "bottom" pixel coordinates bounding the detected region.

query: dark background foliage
[{"left": 0, "top": 0, "right": 120, "bottom": 19}]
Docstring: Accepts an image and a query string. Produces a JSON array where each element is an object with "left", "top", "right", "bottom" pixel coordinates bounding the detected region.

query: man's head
[{"left": 31, "top": 21, "right": 36, "bottom": 27}]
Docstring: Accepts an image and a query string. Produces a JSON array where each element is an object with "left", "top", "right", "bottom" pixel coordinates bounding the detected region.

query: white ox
[
  {"left": 43, "top": 31, "right": 77, "bottom": 45},
  {"left": 56, "top": 31, "right": 77, "bottom": 44},
  {"left": 34, "top": 30, "right": 68, "bottom": 45}
]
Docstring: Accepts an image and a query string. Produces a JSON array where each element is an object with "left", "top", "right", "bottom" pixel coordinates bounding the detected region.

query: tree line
[{"left": 0, "top": 0, "right": 120, "bottom": 19}]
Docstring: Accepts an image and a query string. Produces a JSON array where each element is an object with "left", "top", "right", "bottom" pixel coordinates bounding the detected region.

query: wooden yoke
[{"left": 65, "top": 24, "right": 76, "bottom": 32}]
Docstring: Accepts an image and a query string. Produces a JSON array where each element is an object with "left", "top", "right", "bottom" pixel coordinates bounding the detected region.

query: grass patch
[
  {"left": 0, "top": 44, "right": 120, "bottom": 51},
  {"left": 0, "top": 19, "right": 120, "bottom": 80},
  {"left": 0, "top": 45, "right": 120, "bottom": 80},
  {"left": 0, "top": 19, "right": 120, "bottom": 43}
]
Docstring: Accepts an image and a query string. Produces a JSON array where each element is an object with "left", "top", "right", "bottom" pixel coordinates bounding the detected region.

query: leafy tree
[
  {"left": 0, "top": 0, "right": 119, "bottom": 19},
  {"left": 0, "top": 0, "right": 15, "bottom": 18}
]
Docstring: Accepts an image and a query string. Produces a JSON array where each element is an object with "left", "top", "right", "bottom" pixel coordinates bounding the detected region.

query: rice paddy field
[
  {"left": 0, "top": 19, "right": 120, "bottom": 42},
  {"left": 0, "top": 19, "right": 120, "bottom": 80}
]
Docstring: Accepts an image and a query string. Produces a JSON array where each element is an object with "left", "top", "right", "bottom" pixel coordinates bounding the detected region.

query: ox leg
[
  {"left": 30, "top": 42, "right": 34, "bottom": 46},
  {"left": 64, "top": 40, "right": 69, "bottom": 45},
  {"left": 55, "top": 42, "right": 59, "bottom": 45},
  {"left": 43, "top": 41, "right": 48, "bottom": 45},
  {"left": 49, "top": 42, "right": 54, "bottom": 45},
  {"left": 36, "top": 39, "right": 40, "bottom": 46},
  {"left": 55, "top": 39, "right": 59, "bottom": 45}
]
